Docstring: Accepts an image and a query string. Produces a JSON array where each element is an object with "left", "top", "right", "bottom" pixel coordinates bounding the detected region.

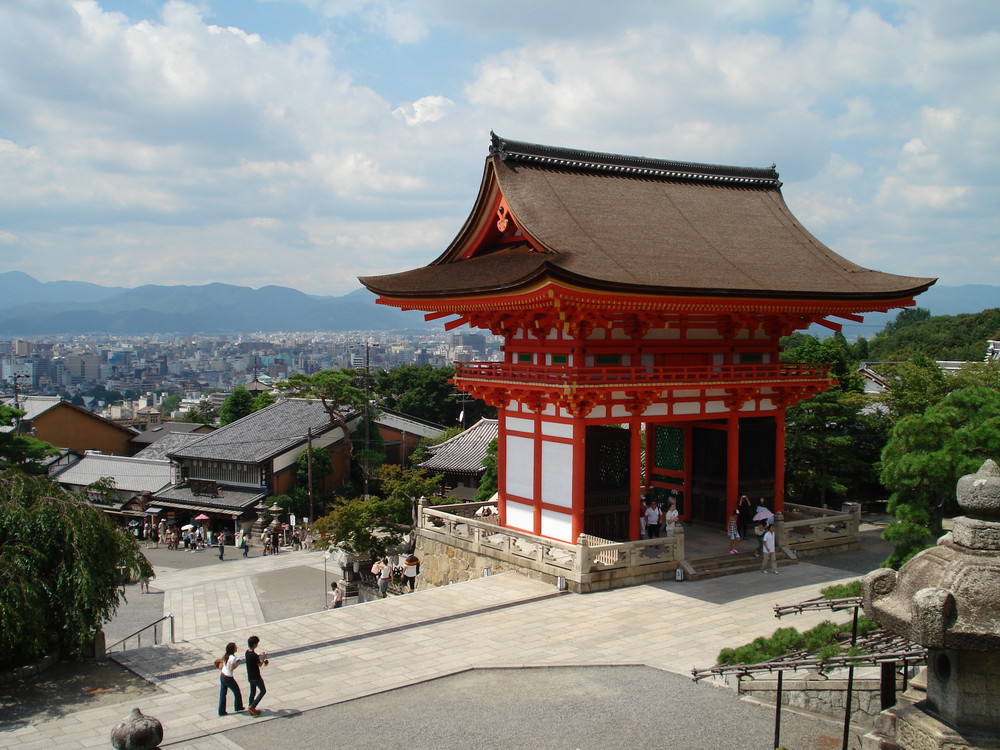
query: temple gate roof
[{"left": 361, "top": 134, "right": 935, "bottom": 310}]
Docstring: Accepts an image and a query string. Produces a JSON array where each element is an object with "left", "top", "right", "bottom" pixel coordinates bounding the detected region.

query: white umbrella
[
  {"left": 181, "top": 523, "right": 195, "bottom": 530},
  {"left": 753, "top": 508, "right": 774, "bottom": 522}
]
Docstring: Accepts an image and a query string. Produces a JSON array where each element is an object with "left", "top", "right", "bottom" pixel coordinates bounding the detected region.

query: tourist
[
  {"left": 402, "top": 553, "right": 420, "bottom": 592},
  {"left": 644, "top": 499, "right": 663, "bottom": 538},
  {"left": 328, "top": 581, "right": 344, "bottom": 609},
  {"left": 737, "top": 494, "right": 752, "bottom": 539},
  {"left": 761, "top": 523, "right": 778, "bottom": 574},
  {"left": 216, "top": 642, "right": 245, "bottom": 716},
  {"left": 753, "top": 521, "right": 766, "bottom": 557},
  {"left": 639, "top": 498, "right": 648, "bottom": 538},
  {"left": 727, "top": 508, "right": 741, "bottom": 554},
  {"left": 377, "top": 557, "right": 391, "bottom": 598},
  {"left": 664, "top": 499, "right": 679, "bottom": 536},
  {"left": 218, "top": 533, "right": 226, "bottom": 561},
  {"left": 244, "top": 635, "right": 268, "bottom": 717},
  {"left": 242, "top": 532, "right": 250, "bottom": 558}
]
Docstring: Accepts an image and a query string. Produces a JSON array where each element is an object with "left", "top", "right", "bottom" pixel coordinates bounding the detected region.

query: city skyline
[{"left": 1, "top": 1, "right": 998, "bottom": 295}]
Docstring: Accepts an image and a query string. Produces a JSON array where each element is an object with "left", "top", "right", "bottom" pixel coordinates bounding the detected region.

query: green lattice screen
[{"left": 654, "top": 425, "right": 684, "bottom": 471}]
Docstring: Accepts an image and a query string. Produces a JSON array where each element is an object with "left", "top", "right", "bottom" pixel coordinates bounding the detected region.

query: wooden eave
[{"left": 358, "top": 134, "right": 936, "bottom": 314}]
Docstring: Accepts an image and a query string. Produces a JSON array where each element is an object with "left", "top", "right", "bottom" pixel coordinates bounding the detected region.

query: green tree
[
  {"left": 277, "top": 370, "right": 365, "bottom": 458},
  {"left": 311, "top": 464, "right": 442, "bottom": 557},
  {"left": 296, "top": 446, "right": 333, "bottom": 498},
  {"left": 876, "top": 354, "right": 949, "bottom": 420},
  {"left": 880, "top": 387, "right": 1000, "bottom": 568},
  {"left": 373, "top": 364, "right": 495, "bottom": 426},
  {"left": 158, "top": 394, "right": 181, "bottom": 414},
  {"left": 869, "top": 308, "right": 1000, "bottom": 361},
  {"left": 251, "top": 390, "right": 275, "bottom": 412},
  {"left": 218, "top": 385, "right": 255, "bottom": 426},
  {"left": 0, "top": 405, "right": 60, "bottom": 473},
  {"left": 180, "top": 399, "right": 218, "bottom": 424},
  {"left": 475, "top": 438, "right": 498, "bottom": 501},
  {"left": 0, "top": 470, "right": 153, "bottom": 668}
]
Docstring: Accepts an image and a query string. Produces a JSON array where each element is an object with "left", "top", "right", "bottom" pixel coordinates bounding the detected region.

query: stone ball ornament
[{"left": 110, "top": 707, "right": 163, "bottom": 750}]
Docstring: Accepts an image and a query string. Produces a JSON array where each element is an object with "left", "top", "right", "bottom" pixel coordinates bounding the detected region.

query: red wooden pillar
[
  {"left": 683, "top": 423, "right": 693, "bottom": 522},
  {"left": 726, "top": 414, "right": 740, "bottom": 524},
  {"left": 571, "top": 418, "right": 586, "bottom": 540},
  {"left": 773, "top": 410, "right": 786, "bottom": 512},
  {"left": 497, "top": 411, "right": 508, "bottom": 524},
  {"left": 533, "top": 409, "right": 543, "bottom": 536},
  {"left": 629, "top": 419, "right": 642, "bottom": 541}
]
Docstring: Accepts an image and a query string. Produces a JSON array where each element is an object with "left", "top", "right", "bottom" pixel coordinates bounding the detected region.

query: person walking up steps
[
  {"left": 244, "top": 635, "right": 268, "bottom": 717},
  {"left": 216, "top": 642, "right": 245, "bottom": 716}
]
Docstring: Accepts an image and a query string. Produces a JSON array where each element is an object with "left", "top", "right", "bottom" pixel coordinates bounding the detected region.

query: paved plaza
[{"left": 0, "top": 534, "right": 887, "bottom": 749}]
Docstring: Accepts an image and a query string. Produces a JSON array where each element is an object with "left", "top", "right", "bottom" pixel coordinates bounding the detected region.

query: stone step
[{"left": 684, "top": 552, "right": 795, "bottom": 581}]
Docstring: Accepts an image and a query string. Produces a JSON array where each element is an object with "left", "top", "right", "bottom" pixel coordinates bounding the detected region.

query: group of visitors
[
  {"left": 216, "top": 635, "right": 269, "bottom": 717},
  {"left": 640, "top": 492, "right": 679, "bottom": 538},
  {"left": 370, "top": 553, "right": 421, "bottom": 598}
]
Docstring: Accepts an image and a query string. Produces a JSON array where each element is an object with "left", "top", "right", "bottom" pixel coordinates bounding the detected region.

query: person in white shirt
[
  {"left": 644, "top": 500, "right": 663, "bottom": 538},
  {"left": 664, "top": 500, "right": 679, "bottom": 536},
  {"left": 217, "top": 641, "right": 245, "bottom": 715},
  {"left": 760, "top": 524, "right": 778, "bottom": 574}
]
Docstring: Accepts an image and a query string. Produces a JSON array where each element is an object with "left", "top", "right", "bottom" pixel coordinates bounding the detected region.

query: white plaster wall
[
  {"left": 505, "top": 416, "right": 534, "bottom": 434},
  {"left": 541, "top": 441, "right": 573, "bottom": 507},
  {"left": 541, "top": 421, "right": 573, "bottom": 438},
  {"left": 505, "top": 500, "right": 534, "bottom": 533},
  {"left": 506, "top": 435, "right": 535, "bottom": 499},
  {"left": 541, "top": 508, "right": 573, "bottom": 542}
]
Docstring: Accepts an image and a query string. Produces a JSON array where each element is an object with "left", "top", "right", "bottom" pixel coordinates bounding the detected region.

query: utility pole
[
  {"left": 363, "top": 341, "right": 370, "bottom": 500},
  {"left": 306, "top": 426, "right": 314, "bottom": 524}
]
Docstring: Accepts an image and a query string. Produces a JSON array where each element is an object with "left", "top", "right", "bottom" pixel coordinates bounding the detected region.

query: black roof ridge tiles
[{"left": 490, "top": 132, "right": 781, "bottom": 188}]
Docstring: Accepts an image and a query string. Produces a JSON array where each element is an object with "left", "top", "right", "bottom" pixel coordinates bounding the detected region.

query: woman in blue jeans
[{"left": 217, "top": 642, "right": 245, "bottom": 716}]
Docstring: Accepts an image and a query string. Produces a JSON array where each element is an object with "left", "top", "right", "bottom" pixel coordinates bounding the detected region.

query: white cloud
[{"left": 0, "top": 0, "right": 996, "bottom": 295}]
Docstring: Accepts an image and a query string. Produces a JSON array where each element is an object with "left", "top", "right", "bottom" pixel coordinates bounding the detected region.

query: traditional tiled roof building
[{"left": 361, "top": 134, "right": 935, "bottom": 543}]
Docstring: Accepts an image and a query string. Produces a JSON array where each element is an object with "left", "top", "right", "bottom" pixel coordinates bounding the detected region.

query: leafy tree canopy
[
  {"left": 372, "top": 364, "right": 495, "bottom": 426},
  {"left": 0, "top": 470, "right": 153, "bottom": 668},
  {"left": 158, "top": 394, "right": 182, "bottom": 414},
  {"left": 251, "top": 390, "right": 275, "bottom": 412},
  {"left": 311, "top": 464, "right": 442, "bottom": 558},
  {"left": 0, "top": 405, "right": 60, "bottom": 473},
  {"left": 475, "top": 438, "right": 498, "bottom": 502},
  {"left": 277, "top": 369, "right": 365, "bottom": 457},
  {"left": 179, "top": 399, "right": 217, "bottom": 424},
  {"left": 218, "top": 385, "right": 255, "bottom": 426},
  {"left": 880, "top": 386, "right": 1000, "bottom": 567},
  {"left": 780, "top": 332, "right": 863, "bottom": 392}
]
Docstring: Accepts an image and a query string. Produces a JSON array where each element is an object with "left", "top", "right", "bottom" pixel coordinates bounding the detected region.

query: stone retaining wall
[
  {"left": 415, "top": 536, "right": 553, "bottom": 589},
  {"left": 737, "top": 674, "right": 900, "bottom": 728}
]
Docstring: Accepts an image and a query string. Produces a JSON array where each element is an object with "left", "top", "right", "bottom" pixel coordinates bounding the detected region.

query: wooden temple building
[{"left": 360, "top": 134, "right": 935, "bottom": 546}]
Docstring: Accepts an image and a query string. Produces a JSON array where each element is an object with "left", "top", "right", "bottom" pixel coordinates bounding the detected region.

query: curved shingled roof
[
  {"left": 361, "top": 134, "right": 935, "bottom": 305},
  {"left": 420, "top": 418, "right": 498, "bottom": 477}
]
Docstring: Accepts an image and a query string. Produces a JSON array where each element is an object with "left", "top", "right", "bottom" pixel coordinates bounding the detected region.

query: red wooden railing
[{"left": 453, "top": 362, "right": 832, "bottom": 387}]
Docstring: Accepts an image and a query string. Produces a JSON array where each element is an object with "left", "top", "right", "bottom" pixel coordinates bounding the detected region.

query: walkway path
[{"left": 0, "top": 544, "right": 865, "bottom": 750}]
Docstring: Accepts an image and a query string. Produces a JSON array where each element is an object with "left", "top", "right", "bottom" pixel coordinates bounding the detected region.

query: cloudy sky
[{"left": 1, "top": 0, "right": 997, "bottom": 296}]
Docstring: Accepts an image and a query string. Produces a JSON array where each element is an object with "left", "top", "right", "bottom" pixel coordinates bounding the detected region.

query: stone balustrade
[
  {"left": 777, "top": 502, "right": 861, "bottom": 556},
  {"left": 418, "top": 502, "right": 684, "bottom": 593}
]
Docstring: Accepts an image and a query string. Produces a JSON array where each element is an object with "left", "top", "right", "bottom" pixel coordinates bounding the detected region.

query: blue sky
[{"left": 0, "top": 0, "right": 997, "bottom": 295}]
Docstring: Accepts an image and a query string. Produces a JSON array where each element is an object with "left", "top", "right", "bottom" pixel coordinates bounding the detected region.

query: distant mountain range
[
  {"left": 0, "top": 272, "right": 433, "bottom": 334},
  {"left": 0, "top": 271, "right": 995, "bottom": 336}
]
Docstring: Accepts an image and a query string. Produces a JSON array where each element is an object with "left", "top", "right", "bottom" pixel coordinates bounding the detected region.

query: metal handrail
[{"left": 107, "top": 614, "right": 175, "bottom": 652}]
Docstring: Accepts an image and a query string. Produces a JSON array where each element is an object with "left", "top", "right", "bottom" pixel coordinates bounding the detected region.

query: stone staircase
[{"left": 683, "top": 549, "right": 796, "bottom": 581}]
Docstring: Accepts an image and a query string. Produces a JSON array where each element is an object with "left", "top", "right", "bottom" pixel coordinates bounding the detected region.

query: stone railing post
[
  {"left": 774, "top": 511, "right": 785, "bottom": 547},
  {"left": 673, "top": 524, "right": 685, "bottom": 562},
  {"left": 572, "top": 534, "right": 590, "bottom": 579},
  {"left": 418, "top": 497, "right": 429, "bottom": 529},
  {"left": 849, "top": 502, "right": 861, "bottom": 538}
]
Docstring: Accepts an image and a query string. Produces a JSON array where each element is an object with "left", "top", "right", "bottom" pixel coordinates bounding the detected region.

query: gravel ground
[{"left": 221, "top": 665, "right": 851, "bottom": 750}]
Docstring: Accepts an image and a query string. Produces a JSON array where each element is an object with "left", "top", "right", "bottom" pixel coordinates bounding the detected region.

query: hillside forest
[{"left": 781, "top": 306, "right": 1000, "bottom": 566}]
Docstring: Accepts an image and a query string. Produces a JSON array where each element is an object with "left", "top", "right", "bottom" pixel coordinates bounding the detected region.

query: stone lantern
[{"left": 862, "top": 459, "right": 1000, "bottom": 749}]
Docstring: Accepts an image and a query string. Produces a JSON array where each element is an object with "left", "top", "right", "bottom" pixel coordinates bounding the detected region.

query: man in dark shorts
[{"left": 244, "top": 635, "right": 268, "bottom": 716}]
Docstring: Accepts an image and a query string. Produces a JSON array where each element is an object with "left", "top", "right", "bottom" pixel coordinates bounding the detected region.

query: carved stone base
[{"left": 864, "top": 703, "right": 1000, "bottom": 750}]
